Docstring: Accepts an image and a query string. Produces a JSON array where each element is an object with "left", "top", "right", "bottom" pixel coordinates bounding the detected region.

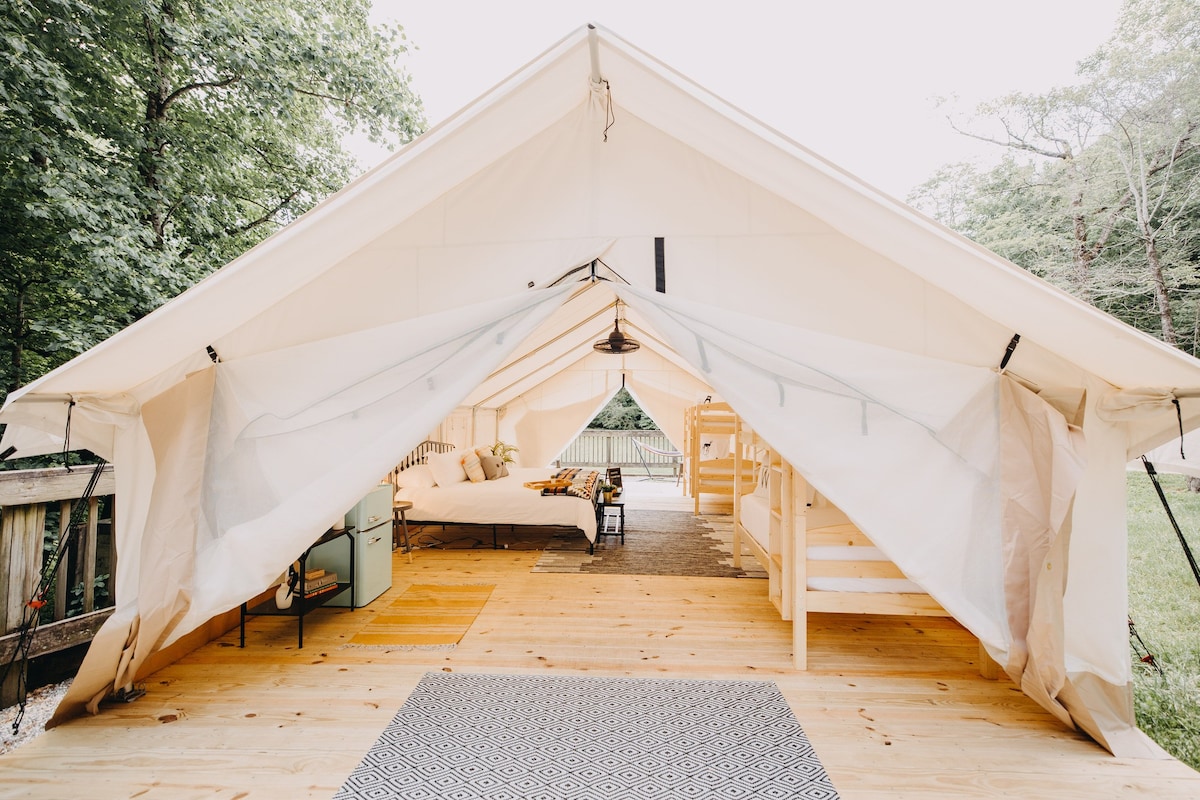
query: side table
[{"left": 594, "top": 499, "right": 625, "bottom": 544}]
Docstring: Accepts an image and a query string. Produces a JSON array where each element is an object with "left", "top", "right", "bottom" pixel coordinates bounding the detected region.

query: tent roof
[{"left": 5, "top": 23, "right": 1200, "bottom": 450}]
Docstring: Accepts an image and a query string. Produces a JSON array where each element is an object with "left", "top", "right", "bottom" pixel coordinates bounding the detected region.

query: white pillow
[
  {"left": 427, "top": 449, "right": 468, "bottom": 486},
  {"left": 752, "top": 464, "right": 770, "bottom": 498},
  {"left": 395, "top": 463, "right": 436, "bottom": 490}
]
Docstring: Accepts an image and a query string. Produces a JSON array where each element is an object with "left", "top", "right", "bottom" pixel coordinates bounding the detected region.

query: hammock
[{"left": 632, "top": 438, "right": 683, "bottom": 483}]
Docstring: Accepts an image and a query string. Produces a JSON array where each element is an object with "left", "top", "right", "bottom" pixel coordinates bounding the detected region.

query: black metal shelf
[{"left": 239, "top": 527, "right": 355, "bottom": 649}]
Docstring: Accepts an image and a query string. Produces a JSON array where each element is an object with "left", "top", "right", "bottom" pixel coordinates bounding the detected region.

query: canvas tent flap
[
  {"left": 609, "top": 284, "right": 1149, "bottom": 743},
  {"left": 497, "top": 361, "right": 621, "bottom": 469},
  {"left": 0, "top": 392, "right": 142, "bottom": 461},
  {"left": 1132, "top": 428, "right": 1200, "bottom": 478},
  {"left": 45, "top": 285, "right": 572, "bottom": 724},
  {"left": 490, "top": 345, "right": 705, "bottom": 467},
  {"left": 188, "top": 285, "right": 573, "bottom": 633}
]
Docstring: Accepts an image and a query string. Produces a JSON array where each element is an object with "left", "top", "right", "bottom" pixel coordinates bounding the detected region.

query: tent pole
[{"left": 587, "top": 24, "right": 602, "bottom": 86}]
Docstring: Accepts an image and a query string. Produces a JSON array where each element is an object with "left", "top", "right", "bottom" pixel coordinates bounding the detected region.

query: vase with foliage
[{"left": 490, "top": 441, "right": 520, "bottom": 464}]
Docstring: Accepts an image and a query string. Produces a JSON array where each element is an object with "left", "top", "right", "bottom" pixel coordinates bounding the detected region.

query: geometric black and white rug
[{"left": 333, "top": 672, "right": 839, "bottom": 799}]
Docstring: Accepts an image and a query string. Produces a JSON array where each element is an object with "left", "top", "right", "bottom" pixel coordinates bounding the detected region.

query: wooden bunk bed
[
  {"left": 683, "top": 401, "right": 755, "bottom": 515},
  {"left": 730, "top": 417, "right": 978, "bottom": 672}
]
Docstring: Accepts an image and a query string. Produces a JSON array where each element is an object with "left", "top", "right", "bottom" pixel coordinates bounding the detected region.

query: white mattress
[
  {"left": 738, "top": 494, "right": 771, "bottom": 552},
  {"left": 737, "top": 495, "right": 924, "bottom": 593},
  {"left": 397, "top": 467, "right": 597, "bottom": 542}
]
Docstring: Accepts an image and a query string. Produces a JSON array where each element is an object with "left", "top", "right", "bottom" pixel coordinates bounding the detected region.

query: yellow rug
[{"left": 346, "top": 584, "right": 494, "bottom": 649}]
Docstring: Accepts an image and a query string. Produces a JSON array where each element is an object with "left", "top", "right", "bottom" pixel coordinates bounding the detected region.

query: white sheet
[{"left": 397, "top": 467, "right": 597, "bottom": 542}]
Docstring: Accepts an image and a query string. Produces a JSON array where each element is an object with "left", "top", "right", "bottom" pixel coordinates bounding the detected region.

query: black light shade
[{"left": 593, "top": 302, "right": 640, "bottom": 354}]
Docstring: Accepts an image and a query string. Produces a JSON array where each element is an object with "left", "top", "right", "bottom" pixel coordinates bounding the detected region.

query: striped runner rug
[{"left": 344, "top": 584, "right": 494, "bottom": 649}]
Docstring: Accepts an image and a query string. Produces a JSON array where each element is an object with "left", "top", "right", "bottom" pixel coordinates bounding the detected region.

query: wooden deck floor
[{"left": 1, "top": 490, "right": 1198, "bottom": 798}]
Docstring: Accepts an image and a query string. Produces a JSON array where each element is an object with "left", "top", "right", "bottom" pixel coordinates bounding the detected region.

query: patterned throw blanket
[{"left": 542, "top": 468, "right": 600, "bottom": 505}]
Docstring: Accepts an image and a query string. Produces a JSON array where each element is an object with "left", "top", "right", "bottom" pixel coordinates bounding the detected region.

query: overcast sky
[{"left": 362, "top": 1, "right": 1124, "bottom": 199}]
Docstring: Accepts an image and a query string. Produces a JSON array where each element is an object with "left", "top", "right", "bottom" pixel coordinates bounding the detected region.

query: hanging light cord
[{"left": 602, "top": 80, "right": 615, "bottom": 142}]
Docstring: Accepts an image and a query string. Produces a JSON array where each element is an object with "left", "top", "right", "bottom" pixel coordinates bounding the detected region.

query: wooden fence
[
  {"left": 557, "top": 430, "right": 681, "bottom": 476},
  {"left": 0, "top": 465, "right": 117, "bottom": 705}
]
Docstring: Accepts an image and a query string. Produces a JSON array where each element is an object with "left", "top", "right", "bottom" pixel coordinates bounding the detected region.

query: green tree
[
  {"left": 1075, "top": 0, "right": 1200, "bottom": 344},
  {"left": 0, "top": 0, "right": 143, "bottom": 395},
  {"left": 588, "top": 388, "right": 658, "bottom": 430},
  {"left": 0, "top": 0, "right": 424, "bottom": 398},
  {"left": 913, "top": 0, "right": 1200, "bottom": 352}
]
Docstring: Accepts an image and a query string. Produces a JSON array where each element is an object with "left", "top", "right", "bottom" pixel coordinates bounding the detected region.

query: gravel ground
[{"left": 0, "top": 680, "right": 71, "bottom": 755}]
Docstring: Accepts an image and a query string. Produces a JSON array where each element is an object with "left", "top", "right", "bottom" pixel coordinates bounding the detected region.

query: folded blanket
[{"left": 543, "top": 468, "right": 600, "bottom": 504}]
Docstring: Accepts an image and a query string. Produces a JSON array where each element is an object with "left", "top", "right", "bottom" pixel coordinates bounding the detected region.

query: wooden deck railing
[
  {"left": 557, "top": 430, "right": 680, "bottom": 474},
  {"left": 0, "top": 465, "right": 117, "bottom": 705}
]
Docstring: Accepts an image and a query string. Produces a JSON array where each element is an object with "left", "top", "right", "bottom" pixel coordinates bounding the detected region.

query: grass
[{"left": 1126, "top": 471, "right": 1200, "bottom": 770}]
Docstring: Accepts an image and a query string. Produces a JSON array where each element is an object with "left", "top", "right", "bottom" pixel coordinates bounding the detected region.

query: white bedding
[
  {"left": 739, "top": 494, "right": 771, "bottom": 552},
  {"left": 738, "top": 494, "right": 924, "bottom": 593},
  {"left": 396, "top": 467, "right": 597, "bottom": 542}
]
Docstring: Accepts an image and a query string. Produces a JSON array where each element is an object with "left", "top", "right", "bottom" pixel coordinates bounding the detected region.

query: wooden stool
[{"left": 393, "top": 500, "right": 413, "bottom": 563}]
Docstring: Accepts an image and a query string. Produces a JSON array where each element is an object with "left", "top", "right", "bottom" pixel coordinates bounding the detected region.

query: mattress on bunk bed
[
  {"left": 739, "top": 495, "right": 925, "bottom": 594},
  {"left": 739, "top": 493, "right": 772, "bottom": 553}
]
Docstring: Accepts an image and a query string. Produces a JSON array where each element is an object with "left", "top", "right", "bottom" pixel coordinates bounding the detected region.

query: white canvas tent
[
  {"left": 1131, "top": 429, "right": 1200, "bottom": 479},
  {"left": 4, "top": 24, "right": 1200, "bottom": 758}
]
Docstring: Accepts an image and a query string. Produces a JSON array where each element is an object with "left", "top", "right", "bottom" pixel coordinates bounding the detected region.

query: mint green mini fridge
[{"left": 309, "top": 484, "right": 393, "bottom": 607}]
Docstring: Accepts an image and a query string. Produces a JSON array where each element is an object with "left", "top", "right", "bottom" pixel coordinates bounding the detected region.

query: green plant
[
  {"left": 1126, "top": 472, "right": 1200, "bottom": 770},
  {"left": 490, "top": 441, "right": 520, "bottom": 464},
  {"left": 67, "top": 573, "right": 111, "bottom": 618}
]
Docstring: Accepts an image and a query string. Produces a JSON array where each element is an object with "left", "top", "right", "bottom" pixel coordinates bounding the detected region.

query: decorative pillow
[
  {"left": 461, "top": 449, "right": 486, "bottom": 483},
  {"left": 395, "top": 463, "right": 436, "bottom": 490},
  {"left": 427, "top": 449, "right": 468, "bottom": 486},
  {"left": 480, "top": 455, "right": 506, "bottom": 480},
  {"left": 752, "top": 464, "right": 770, "bottom": 498}
]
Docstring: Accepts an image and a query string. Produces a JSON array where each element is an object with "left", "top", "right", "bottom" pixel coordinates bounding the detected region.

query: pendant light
[{"left": 593, "top": 300, "right": 640, "bottom": 354}]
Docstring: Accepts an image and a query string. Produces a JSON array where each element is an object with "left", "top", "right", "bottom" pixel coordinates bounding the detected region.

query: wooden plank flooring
[{"left": 1, "top": 490, "right": 1198, "bottom": 798}]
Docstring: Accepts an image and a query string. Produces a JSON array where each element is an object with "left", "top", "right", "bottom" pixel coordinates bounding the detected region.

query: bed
[
  {"left": 730, "top": 419, "right": 953, "bottom": 670},
  {"left": 683, "top": 401, "right": 756, "bottom": 514},
  {"left": 392, "top": 444, "right": 599, "bottom": 548}
]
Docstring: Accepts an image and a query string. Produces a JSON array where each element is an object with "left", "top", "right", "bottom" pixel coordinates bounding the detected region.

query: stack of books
[{"left": 303, "top": 568, "right": 339, "bottom": 598}]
